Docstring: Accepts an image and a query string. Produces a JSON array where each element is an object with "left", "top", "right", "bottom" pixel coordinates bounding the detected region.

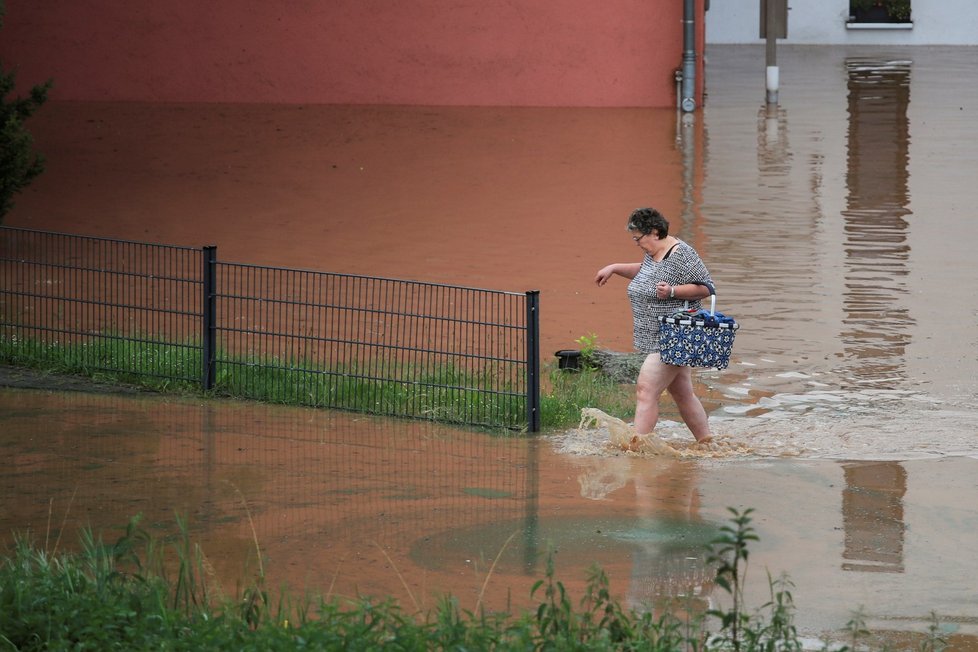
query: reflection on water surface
[{"left": 2, "top": 388, "right": 977, "bottom": 646}]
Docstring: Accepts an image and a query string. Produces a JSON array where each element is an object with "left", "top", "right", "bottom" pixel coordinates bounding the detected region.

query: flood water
[{"left": 3, "top": 45, "right": 978, "bottom": 646}]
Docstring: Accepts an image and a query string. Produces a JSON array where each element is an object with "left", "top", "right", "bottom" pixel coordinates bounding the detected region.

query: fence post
[
  {"left": 525, "top": 290, "right": 540, "bottom": 432},
  {"left": 201, "top": 245, "right": 217, "bottom": 390}
]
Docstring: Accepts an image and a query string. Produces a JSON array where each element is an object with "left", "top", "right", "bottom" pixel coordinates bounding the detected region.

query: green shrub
[
  {"left": 4, "top": 507, "right": 920, "bottom": 651},
  {"left": 0, "top": 0, "right": 52, "bottom": 221}
]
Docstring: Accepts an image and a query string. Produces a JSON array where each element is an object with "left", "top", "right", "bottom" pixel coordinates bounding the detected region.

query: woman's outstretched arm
[{"left": 594, "top": 262, "right": 642, "bottom": 286}]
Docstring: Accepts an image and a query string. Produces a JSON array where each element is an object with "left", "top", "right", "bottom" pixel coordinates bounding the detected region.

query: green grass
[
  {"left": 0, "top": 334, "right": 201, "bottom": 392},
  {"left": 213, "top": 357, "right": 528, "bottom": 428},
  {"left": 1, "top": 508, "right": 949, "bottom": 650},
  {"left": 540, "top": 366, "right": 635, "bottom": 430},
  {"left": 0, "top": 334, "right": 636, "bottom": 432},
  {"left": 0, "top": 335, "right": 526, "bottom": 426}
]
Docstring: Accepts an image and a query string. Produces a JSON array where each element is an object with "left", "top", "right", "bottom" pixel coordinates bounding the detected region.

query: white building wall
[{"left": 706, "top": 0, "right": 978, "bottom": 45}]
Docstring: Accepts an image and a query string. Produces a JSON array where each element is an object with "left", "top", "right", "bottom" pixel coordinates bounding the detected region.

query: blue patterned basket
[{"left": 657, "top": 282, "right": 739, "bottom": 370}]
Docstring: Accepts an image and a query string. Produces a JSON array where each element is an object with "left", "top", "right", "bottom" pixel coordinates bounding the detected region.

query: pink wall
[{"left": 0, "top": 0, "right": 705, "bottom": 108}]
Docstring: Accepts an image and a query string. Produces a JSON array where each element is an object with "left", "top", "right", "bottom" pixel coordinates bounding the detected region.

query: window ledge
[{"left": 846, "top": 22, "right": 914, "bottom": 30}]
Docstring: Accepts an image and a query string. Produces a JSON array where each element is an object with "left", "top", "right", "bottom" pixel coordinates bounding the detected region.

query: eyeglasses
[{"left": 632, "top": 232, "right": 647, "bottom": 243}]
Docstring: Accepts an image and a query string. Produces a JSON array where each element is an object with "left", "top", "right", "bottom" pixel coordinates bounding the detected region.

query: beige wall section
[{"left": 0, "top": 0, "right": 705, "bottom": 107}]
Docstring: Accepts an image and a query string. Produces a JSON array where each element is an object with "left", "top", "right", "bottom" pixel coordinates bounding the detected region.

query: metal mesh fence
[
  {"left": 213, "top": 262, "right": 535, "bottom": 428},
  {"left": 0, "top": 227, "right": 540, "bottom": 430},
  {"left": 0, "top": 227, "right": 202, "bottom": 385}
]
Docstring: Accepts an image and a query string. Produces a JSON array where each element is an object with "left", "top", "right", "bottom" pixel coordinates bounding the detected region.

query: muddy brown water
[{"left": 3, "top": 45, "right": 978, "bottom": 646}]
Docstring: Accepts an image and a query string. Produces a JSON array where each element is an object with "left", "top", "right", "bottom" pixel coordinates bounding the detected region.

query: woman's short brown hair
[{"left": 626, "top": 207, "right": 669, "bottom": 238}]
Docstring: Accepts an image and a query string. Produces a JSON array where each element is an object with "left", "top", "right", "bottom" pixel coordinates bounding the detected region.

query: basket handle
[{"left": 686, "top": 280, "right": 716, "bottom": 315}]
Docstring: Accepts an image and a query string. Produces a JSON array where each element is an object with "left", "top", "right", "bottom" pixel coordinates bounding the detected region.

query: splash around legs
[{"left": 635, "top": 353, "right": 713, "bottom": 444}]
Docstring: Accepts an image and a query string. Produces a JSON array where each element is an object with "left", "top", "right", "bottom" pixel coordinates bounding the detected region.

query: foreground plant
[
  {"left": 707, "top": 506, "right": 759, "bottom": 649},
  {"left": 0, "top": 508, "right": 946, "bottom": 650}
]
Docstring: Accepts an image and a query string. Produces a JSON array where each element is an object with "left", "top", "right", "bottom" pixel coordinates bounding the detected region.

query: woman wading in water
[{"left": 594, "top": 207, "right": 715, "bottom": 444}]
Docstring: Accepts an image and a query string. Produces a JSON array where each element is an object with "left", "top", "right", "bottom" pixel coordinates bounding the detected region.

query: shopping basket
[{"left": 658, "top": 281, "right": 739, "bottom": 370}]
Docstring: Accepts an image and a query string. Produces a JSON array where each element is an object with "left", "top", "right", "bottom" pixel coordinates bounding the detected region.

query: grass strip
[{"left": 0, "top": 335, "right": 635, "bottom": 430}]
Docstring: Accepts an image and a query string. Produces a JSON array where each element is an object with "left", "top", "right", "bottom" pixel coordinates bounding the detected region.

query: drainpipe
[
  {"left": 680, "top": 0, "right": 697, "bottom": 112},
  {"left": 765, "top": 0, "right": 779, "bottom": 105}
]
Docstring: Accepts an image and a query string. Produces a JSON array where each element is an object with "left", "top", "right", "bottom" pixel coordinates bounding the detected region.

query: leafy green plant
[
  {"left": 574, "top": 331, "right": 601, "bottom": 369},
  {"left": 531, "top": 550, "right": 576, "bottom": 645},
  {"left": 705, "top": 506, "right": 759, "bottom": 651},
  {"left": 0, "top": 0, "right": 53, "bottom": 221},
  {"left": 529, "top": 550, "right": 688, "bottom": 650},
  {"left": 845, "top": 606, "right": 871, "bottom": 650},
  {"left": 746, "top": 571, "right": 803, "bottom": 652},
  {"left": 919, "top": 611, "right": 949, "bottom": 652}
]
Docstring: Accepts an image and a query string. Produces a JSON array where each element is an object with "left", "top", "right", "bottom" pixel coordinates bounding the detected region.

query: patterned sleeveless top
[{"left": 626, "top": 240, "right": 713, "bottom": 353}]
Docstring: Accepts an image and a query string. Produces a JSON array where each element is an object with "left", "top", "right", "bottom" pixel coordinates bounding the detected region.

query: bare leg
[
  {"left": 633, "top": 353, "right": 681, "bottom": 435},
  {"left": 667, "top": 368, "right": 713, "bottom": 443}
]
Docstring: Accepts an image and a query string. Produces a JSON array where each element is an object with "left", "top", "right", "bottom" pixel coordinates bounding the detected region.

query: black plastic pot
[{"left": 554, "top": 349, "right": 581, "bottom": 371}]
